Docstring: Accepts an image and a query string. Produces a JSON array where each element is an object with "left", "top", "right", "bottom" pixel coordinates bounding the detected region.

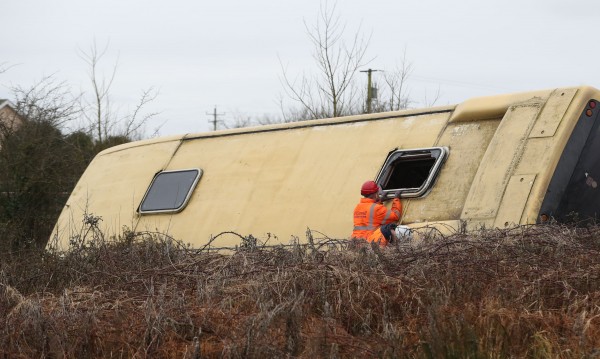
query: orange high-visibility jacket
[{"left": 351, "top": 197, "right": 402, "bottom": 239}]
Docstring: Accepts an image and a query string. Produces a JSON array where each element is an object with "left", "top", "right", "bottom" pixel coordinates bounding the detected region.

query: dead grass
[{"left": 2, "top": 224, "right": 600, "bottom": 358}]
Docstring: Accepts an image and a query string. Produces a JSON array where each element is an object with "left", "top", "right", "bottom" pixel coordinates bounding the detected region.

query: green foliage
[
  {"left": 0, "top": 119, "right": 130, "bottom": 251},
  {"left": 65, "top": 130, "right": 95, "bottom": 165},
  {"left": 92, "top": 134, "right": 130, "bottom": 153},
  {"left": 0, "top": 119, "right": 78, "bottom": 250}
]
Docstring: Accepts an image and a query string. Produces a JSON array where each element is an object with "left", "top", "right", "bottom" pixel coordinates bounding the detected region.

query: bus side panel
[
  {"left": 461, "top": 101, "right": 544, "bottom": 221},
  {"left": 134, "top": 114, "right": 450, "bottom": 245},
  {"left": 403, "top": 119, "right": 500, "bottom": 224},
  {"left": 493, "top": 174, "right": 536, "bottom": 227},
  {"left": 51, "top": 140, "right": 182, "bottom": 250},
  {"left": 529, "top": 89, "right": 577, "bottom": 138}
]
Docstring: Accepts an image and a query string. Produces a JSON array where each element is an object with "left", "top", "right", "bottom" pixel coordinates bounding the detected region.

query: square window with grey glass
[{"left": 139, "top": 169, "right": 202, "bottom": 214}]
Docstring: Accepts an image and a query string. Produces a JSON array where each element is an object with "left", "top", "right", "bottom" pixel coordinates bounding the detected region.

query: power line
[
  {"left": 360, "top": 69, "right": 381, "bottom": 113},
  {"left": 206, "top": 106, "right": 225, "bottom": 131}
]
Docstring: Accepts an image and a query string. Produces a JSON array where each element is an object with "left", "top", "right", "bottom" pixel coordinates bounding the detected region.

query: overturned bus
[{"left": 50, "top": 86, "right": 600, "bottom": 249}]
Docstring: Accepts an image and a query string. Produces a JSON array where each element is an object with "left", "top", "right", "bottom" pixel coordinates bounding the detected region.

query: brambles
[{"left": 1, "top": 225, "right": 600, "bottom": 357}]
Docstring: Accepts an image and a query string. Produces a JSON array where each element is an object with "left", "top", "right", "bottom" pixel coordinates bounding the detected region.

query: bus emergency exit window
[
  {"left": 139, "top": 169, "right": 202, "bottom": 214},
  {"left": 376, "top": 147, "right": 448, "bottom": 199}
]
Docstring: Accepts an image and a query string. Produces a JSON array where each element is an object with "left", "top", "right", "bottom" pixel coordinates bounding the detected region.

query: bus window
[
  {"left": 376, "top": 147, "right": 448, "bottom": 199},
  {"left": 139, "top": 168, "right": 202, "bottom": 214}
]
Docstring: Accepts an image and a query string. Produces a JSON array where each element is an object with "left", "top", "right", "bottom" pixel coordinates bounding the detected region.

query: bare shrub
[{"left": 1, "top": 224, "right": 600, "bottom": 357}]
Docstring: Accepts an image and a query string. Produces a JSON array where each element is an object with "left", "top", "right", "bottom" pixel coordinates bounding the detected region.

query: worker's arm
[{"left": 377, "top": 197, "right": 402, "bottom": 225}]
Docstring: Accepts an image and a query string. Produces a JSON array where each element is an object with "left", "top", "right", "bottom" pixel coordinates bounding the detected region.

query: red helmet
[{"left": 360, "top": 180, "right": 380, "bottom": 195}]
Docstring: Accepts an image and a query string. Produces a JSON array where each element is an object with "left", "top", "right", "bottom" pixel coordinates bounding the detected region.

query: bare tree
[
  {"left": 223, "top": 110, "right": 253, "bottom": 129},
  {"left": 280, "top": 1, "right": 371, "bottom": 120},
  {"left": 78, "top": 40, "right": 160, "bottom": 143},
  {"left": 422, "top": 85, "right": 442, "bottom": 108},
  {"left": 0, "top": 62, "right": 17, "bottom": 75},
  {"left": 381, "top": 53, "right": 413, "bottom": 111},
  {"left": 11, "top": 75, "right": 80, "bottom": 129}
]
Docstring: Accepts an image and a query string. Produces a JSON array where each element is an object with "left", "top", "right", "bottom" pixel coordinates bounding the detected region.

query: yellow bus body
[{"left": 50, "top": 86, "right": 600, "bottom": 249}]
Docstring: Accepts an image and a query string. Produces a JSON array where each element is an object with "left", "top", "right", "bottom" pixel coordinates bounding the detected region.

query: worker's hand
[{"left": 394, "top": 190, "right": 403, "bottom": 198}]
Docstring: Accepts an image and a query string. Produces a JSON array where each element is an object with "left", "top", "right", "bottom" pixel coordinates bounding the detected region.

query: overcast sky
[{"left": 1, "top": 0, "right": 598, "bottom": 136}]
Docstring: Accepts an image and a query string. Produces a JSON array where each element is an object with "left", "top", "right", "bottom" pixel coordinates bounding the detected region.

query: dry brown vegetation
[{"left": 2, "top": 224, "right": 600, "bottom": 358}]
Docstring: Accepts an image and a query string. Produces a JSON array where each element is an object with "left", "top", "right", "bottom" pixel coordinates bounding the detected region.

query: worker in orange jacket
[{"left": 351, "top": 180, "right": 402, "bottom": 240}]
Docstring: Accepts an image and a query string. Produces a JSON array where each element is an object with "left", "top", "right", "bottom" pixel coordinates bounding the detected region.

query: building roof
[{"left": 0, "top": 99, "right": 16, "bottom": 111}]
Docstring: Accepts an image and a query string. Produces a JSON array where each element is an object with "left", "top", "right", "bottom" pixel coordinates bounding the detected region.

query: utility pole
[
  {"left": 206, "top": 106, "right": 225, "bottom": 131},
  {"left": 360, "top": 68, "right": 380, "bottom": 113}
]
